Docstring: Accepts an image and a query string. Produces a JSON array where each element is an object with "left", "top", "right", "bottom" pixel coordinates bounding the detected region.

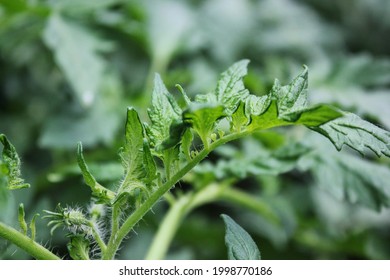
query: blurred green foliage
[{"left": 1, "top": 0, "right": 390, "bottom": 259}]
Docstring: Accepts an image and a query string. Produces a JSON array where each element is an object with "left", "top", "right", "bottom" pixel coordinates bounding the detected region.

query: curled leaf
[{"left": 77, "top": 142, "right": 115, "bottom": 204}]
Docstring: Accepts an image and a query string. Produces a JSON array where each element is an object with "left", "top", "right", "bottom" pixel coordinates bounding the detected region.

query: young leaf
[
  {"left": 67, "top": 235, "right": 90, "bottom": 260},
  {"left": 117, "top": 108, "right": 157, "bottom": 203},
  {"left": 30, "top": 213, "right": 40, "bottom": 241},
  {"left": 183, "top": 103, "right": 226, "bottom": 147},
  {"left": 122, "top": 107, "right": 146, "bottom": 181},
  {"left": 215, "top": 59, "right": 250, "bottom": 115},
  {"left": 310, "top": 113, "right": 390, "bottom": 157},
  {"left": 18, "top": 203, "right": 28, "bottom": 235},
  {"left": 142, "top": 140, "right": 157, "bottom": 184},
  {"left": 147, "top": 74, "right": 182, "bottom": 149},
  {"left": 244, "top": 66, "right": 342, "bottom": 131},
  {"left": 175, "top": 84, "right": 192, "bottom": 106},
  {"left": 244, "top": 95, "right": 272, "bottom": 120},
  {"left": 180, "top": 129, "right": 193, "bottom": 161},
  {"left": 248, "top": 101, "right": 288, "bottom": 131},
  {"left": 77, "top": 142, "right": 115, "bottom": 203},
  {"left": 221, "top": 214, "right": 261, "bottom": 260},
  {"left": 0, "top": 134, "right": 30, "bottom": 190},
  {"left": 231, "top": 101, "right": 248, "bottom": 132},
  {"left": 159, "top": 119, "right": 188, "bottom": 151},
  {"left": 272, "top": 66, "right": 308, "bottom": 122}
]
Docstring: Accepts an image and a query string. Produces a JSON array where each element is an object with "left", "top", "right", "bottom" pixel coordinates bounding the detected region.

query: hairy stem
[
  {"left": 89, "top": 222, "right": 107, "bottom": 254},
  {"left": 102, "top": 131, "right": 249, "bottom": 259},
  {"left": 0, "top": 221, "right": 60, "bottom": 260}
]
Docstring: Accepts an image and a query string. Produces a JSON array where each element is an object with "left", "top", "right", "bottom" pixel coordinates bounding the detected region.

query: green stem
[
  {"left": 145, "top": 194, "right": 191, "bottom": 260},
  {"left": 102, "top": 131, "right": 249, "bottom": 259},
  {"left": 0, "top": 221, "right": 60, "bottom": 260},
  {"left": 146, "top": 185, "right": 281, "bottom": 260},
  {"left": 110, "top": 203, "right": 120, "bottom": 244},
  {"left": 219, "top": 188, "right": 280, "bottom": 225},
  {"left": 89, "top": 222, "right": 107, "bottom": 254},
  {"left": 146, "top": 183, "right": 224, "bottom": 260}
]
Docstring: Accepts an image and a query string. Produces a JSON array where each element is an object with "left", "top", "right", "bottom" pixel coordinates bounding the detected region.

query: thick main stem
[
  {"left": 0, "top": 221, "right": 60, "bottom": 260},
  {"left": 102, "top": 131, "right": 249, "bottom": 259}
]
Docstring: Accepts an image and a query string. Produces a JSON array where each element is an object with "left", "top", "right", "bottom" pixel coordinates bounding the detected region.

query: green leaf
[
  {"left": 272, "top": 65, "right": 308, "bottom": 122},
  {"left": 183, "top": 103, "right": 226, "bottom": 147},
  {"left": 244, "top": 94, "right": 272, "bottom": 119},
  {"left": 43, "top": 13, "right": 111, "bottom": 107},
  {"left": 195, "top": 92, "right": 217, "bottom": 104},
  {"left": 122, "top": 108, "right": 146, "bottom": 181},
  {"left": 294, "top": 105, "right": 343, "bottom": 127},
  {"left": 30, "top": 213, "right": 39, "bottom": 241},
  {"left": 0, "top": 134, "right": 30, "bottom": 190},
  {"left": 221, "top": 214, "right": 261, "bottom": 260},
  {"left": 231, "top": 101, "right": 248, "bottom": 132},
  {"left": 142, "top": 140, "right": 157, "bottom": 184},
  {"left": 248, "top": 101, "right": 288, "bottom": 131},
  {"left": 159, "top": 119, "right": 188, "bottom": 151},
  {"left": 77, "top": 142, "right": 115, "bottom": 203},
  {"left": 180, "top": 129, "right": 193, "bottom": 161},
  {"left": 175, "top": 84, "right": 192, "bottom": 106},
  {"left": 67, "top": 235, "right": 90, "bottom": 260},
  {"left": 143, "top": 0, "right": 194, "bottom": 69},
  {"left": 147, "top": 74, "right": 182, "bottom": 149},
  {"left": 117, "top": 108, "right": 157, "bottom": 202},
  {"left": 311, "top": 113, "right": 390, "bottom": 157},
  {"left": 39, "top": 73, "right": 122, "bottom": 149},
  {"left": 244, "top": 67, "right": 342, "bottom": 131},
  {"left": 306, "top": 150, "right": 390, "bottom": 210},
  {"left": 215, "top": 59, "right": 250, "bottom": 115},
  {"left": 48, "top": 0, "right": 122, "bottom": 14},
  {"left": 39, "top": 98, "right": 121, "bottom": 149},
  {"left": 196, "top": 138, "right": 308, "bottom": 179},
  {"left": 18, "top": 203, "right": 28, "bottom": 235}
]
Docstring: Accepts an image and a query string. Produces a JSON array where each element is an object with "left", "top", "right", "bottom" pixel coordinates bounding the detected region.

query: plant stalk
[
  {"left": 145, "top": 194, "right": 191, "bottom": 260},
  {"left": 146, "top": 184, "right": 281, "bottom": 260},
  {"left": 0, "top": 221, "right": 60, "bottom": 260},
  {"left": 102, "top": 131, "right": 249, "bottom": 259}
]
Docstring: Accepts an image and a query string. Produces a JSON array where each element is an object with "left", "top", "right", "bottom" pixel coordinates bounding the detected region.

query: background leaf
[
  {"left": 299, "top": 145, "right": 390, "bottom": 210},
  {"left": 221, "top": 214, "right": 261, "bottom": 260},
  {"left": 43, "top": 13, "right": 111, "bottom": 107}
]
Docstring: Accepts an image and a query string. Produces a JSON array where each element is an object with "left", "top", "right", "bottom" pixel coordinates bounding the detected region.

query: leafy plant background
[{"left": 1, "top": 0, "right": 390, "bottom": 259}]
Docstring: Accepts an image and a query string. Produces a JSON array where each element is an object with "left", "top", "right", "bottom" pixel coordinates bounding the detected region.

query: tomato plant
[{"left": 1, "top": 61, "right": 390, "bottom": 259}]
